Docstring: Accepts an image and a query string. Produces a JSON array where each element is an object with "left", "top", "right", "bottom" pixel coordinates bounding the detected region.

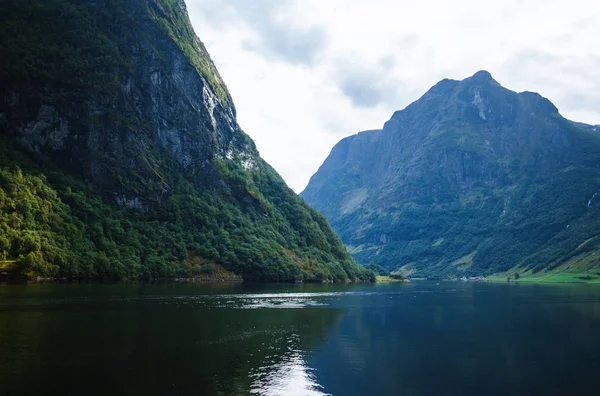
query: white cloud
[{"left": 186, "top": 0, "right": 600, "bottom": 192}]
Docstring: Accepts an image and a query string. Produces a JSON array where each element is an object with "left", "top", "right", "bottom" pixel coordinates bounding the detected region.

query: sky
[{"left": 185, "top": 0, "right": 600, "bottom": 192}]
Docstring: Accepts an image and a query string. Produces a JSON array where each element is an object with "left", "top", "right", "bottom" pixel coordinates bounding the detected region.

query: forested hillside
[
  {"left": 0, "top": 0, "right": 372, "bottom": 282},
  {"left": 302, "top": 71, "right": 600, "bottom": 278}
]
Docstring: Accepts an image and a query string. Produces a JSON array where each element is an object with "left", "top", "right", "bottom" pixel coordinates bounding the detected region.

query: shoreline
[
  {"left": 376, "top": 275, "right": 409, "bottom": 283},
  {"left": 484, "top": 270, "right": 600, "bottom": 285},
  {"left": 0, "top": 276, "right": 375, "bottom": 285},
  {"left": 0, "top": 277, "right": 244, "bottom": 285}
]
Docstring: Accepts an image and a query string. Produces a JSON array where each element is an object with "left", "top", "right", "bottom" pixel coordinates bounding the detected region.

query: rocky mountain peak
[
  {"left": 407, "top": 71, "right": 560, "bottom": 127},
  {"left": 517, "top": 91, "right": 559, "bottom": 115},
  {"left": 455, "top": 70, "right": 502, "bottom": 98},
  {"left": 467, "top": 70, "right": 497, "bottom": 84},
  {"left": 302, "top": 72, "right": 600, "bottom": 278}
]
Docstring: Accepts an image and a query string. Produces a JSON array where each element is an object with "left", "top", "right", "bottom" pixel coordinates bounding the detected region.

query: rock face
[
  {"left": 0, "top": 0, "right": 371, "bottom": 282},
  {"left": 2, "top": 0, "right": 240, "bottom": 199},
  {"left": 302, "top": 71, "right": 600, "bottom": 277}
]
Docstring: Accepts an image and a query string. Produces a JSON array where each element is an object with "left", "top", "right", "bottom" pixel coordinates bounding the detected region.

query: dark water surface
[{"left": 1, "top": 281, "right": 600, "bottom": 395}]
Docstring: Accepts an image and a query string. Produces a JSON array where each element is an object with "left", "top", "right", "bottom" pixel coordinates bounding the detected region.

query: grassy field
[
  {"left": 486, "top": 271, "right": 600, "bottom": 284},
  {"left": 485, "top": 248, "right": 600, "bottom": 284},
  {"left": 376, "top": 276, "right": 406, "bottom": 283}
]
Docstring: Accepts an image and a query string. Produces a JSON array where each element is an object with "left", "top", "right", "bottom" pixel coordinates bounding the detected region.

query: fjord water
[{"left": 1, "top": 282, "right": 600, "bottom": 396}]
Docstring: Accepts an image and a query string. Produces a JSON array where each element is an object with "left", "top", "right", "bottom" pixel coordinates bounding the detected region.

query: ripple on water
[
  {"left": 250, "top": 335, "right": 330, "bottom": 396},
  {"left": 1, "top": 289, "right": 456, "bottom": 310}
]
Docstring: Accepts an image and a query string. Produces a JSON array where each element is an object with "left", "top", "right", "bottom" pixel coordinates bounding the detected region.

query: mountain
[
  {"left": 0, "top": 0, "right": 372, "bottom": 282},
  {"left": 301, "top": 71, "right": 600, "bottom": 278}
]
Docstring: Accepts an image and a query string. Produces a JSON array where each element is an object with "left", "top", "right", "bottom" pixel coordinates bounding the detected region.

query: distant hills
[{"left": 302, "top": 71, "right": 600, "bottom": 278}]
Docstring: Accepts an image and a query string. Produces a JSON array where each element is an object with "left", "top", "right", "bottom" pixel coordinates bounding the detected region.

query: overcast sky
[{"left": 186, "top": 0, "right": 600, "bottom": 192}]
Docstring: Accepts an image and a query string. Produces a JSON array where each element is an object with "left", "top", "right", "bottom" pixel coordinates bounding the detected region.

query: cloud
[
  {"left": 242, "top": 26, "right": 325, "bottom": 66},
  {"left": 188, "top": 0, "right": 325, "bottom": 65},
  {"left": 339, "top": 79, "right": 394, "bottom": 108},
  {"left": 500, "top": 49, "right": 600, "bottom": 122},
  {"left": 334, "top": 58, "right": 403, "bottom": 108},
  {"left": 378, "top": 55, "right": 396, "bottom": 71},
  {"left": 186, "top": 0, "right": 600, "bottom": 192}
]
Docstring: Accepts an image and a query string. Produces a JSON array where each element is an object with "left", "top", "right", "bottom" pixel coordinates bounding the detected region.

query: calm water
[{"left": 1, "top": 281, "right": 600, "bottom": 396}]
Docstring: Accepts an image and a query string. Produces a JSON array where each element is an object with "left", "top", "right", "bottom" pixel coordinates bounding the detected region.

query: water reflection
[
  {"left": 251, "top": 334, "right": 329, "bottom": 396},
  {"left": 3, "top": 282, "right": 600, "bottom": 396},
  {"left": 312, "top": 282, "right": 600, "bottom": 396},
  {"left": 0, "top": 283, "right": 343, "bottom": 396}
]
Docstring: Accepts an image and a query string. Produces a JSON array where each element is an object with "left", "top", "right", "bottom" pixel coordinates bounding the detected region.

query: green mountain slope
[
  {"left": 0, "top": 0, "right": 372, "bottom": 282},
  {"left": 301, "top": 71, "right": 600, "bottom": 278}
]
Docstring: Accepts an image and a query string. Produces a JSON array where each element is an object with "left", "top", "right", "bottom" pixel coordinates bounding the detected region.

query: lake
[{"left": 1, "top": 281, "right": 600, "bottom": 395}]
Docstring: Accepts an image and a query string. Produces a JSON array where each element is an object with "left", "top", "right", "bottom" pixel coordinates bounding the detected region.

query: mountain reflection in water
[{"left": 2, "top": 282, "right": 600, "bottom": 395}]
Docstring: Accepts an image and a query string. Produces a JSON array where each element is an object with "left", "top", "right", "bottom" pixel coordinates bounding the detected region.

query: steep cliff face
[
  {"left": 0, "top": 0, "right": 371, "bottom": 282},
  {"left": 1, "top": 0, "right": 241, "bottom": 198},
  {"left": 302, "top": 71, "right": 600, "bottom": 277}
]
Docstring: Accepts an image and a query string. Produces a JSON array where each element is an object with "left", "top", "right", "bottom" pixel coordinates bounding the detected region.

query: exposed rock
[
  {"left": 302, "top": 71, "right": 600, "bottom": 276},
  {"left": 0, "top": 0, "right": 370, "bottom": 282}
]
